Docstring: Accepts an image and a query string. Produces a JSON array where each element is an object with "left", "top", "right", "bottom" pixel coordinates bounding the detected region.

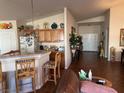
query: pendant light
[
  {"left": 30, "top": 0, "right": 38, "bottom": 38},
  {"left": 31, "top": 0, "right": 34, "bottom": 29}
]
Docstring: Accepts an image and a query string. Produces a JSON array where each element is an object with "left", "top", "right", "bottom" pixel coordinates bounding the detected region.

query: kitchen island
[{"left": 0, "top": 50, "right": 51, "bottom": 93}]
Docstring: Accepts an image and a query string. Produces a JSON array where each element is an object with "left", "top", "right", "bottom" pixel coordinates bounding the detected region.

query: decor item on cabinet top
[
  {"left": 60, "top": 23, "right": 64, "bottom": 29},
  {"left": 18, "top": 25, "right": 36, "bottom": 36},
  {"left": 18, "top": 25, "right": 24, "bottom": 31},
  {"left": 18, "top": 25, "right": 33, "bottom": 31},
  {"left": 0, "top": 22, "right": 12, "bottom": 29},
  {"left": 51, "top": 22, "right": 58, "bottom": 29},
  {"left": 43, "top": 22, "right": 49, "bottom": 29}
]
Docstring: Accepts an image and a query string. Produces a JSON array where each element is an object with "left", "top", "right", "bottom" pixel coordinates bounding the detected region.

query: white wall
[
  {"left": 77, "top": 16, "right": 104, "bottom": 23},
  {"left": 0, "top": 20, "right": 18, "bottom": 54},
  {"left": 77, "top": 16, "right": 105, "bottom": 38},
  {"left": 103, "top": 11, "right": 110, "bottom": 58},
  {"left": 79, "top": 25, "right": 101, "bottom": 35},
  {"left": 64, "top": 8, "right": 76, "bottom": 69},
  {"left": 26, "top": 13, "right": 64, "bottom": 29},
  {"left": 77, "top": 16, "right": 105, "bottom": 52},
  {"left": 109, "top": 4, "right": 124, "bottom": 61},
  {"left": 79, "top": 25, "right": 101, "bottom": 51}
]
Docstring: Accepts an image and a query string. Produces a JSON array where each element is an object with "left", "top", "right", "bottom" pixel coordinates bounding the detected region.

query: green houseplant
[{"left": 69, "top": 30, "right": 78, "bottom": 49}]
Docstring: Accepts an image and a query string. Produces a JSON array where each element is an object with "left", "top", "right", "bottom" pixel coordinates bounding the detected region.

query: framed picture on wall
[{"left": 120, "top": 29, "right": 124, "bottom": 46}]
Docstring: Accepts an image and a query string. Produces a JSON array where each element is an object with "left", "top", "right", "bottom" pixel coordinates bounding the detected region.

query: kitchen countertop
[{"left": 0, "top": 50, "right": 50, "bottom": 59}]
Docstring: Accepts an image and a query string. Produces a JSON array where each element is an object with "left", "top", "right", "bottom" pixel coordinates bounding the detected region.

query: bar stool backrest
[
  {"left": 15, "top": 58, "right": 35, "bottom": 77},
  {"left": 15, "top": 58, "right": 36, "bottom": 93},
  {"left": 54, "top": 52, "right": 61, "bottom": 67},
  {"left": 57, "top": 53, "right": 61, "bottom": 66}
]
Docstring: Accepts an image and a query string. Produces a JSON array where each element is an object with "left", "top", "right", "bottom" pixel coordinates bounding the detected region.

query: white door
[
  {"left": 0, "top": 30, "right": 17, "bottom": 54},
  {"left": 82, "top": 33, "right": 98, "bottom": 51}
]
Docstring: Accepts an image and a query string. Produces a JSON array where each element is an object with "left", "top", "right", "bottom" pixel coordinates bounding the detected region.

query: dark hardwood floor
[{"left": 31, "top": 52, "right": 124, "bottom": 93}]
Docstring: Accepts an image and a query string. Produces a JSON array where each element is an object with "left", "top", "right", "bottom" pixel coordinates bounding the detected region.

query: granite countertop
[{"left": 0, "top": 50, "right": 51, "bottom": 59}]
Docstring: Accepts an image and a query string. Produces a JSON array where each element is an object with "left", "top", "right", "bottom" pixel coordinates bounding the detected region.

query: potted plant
[
  {"left": 69, "top": 30, "right": 79, "bottom": 57},
  {"left": 69, "top": 30, "right": 78, "bottom": 49}
]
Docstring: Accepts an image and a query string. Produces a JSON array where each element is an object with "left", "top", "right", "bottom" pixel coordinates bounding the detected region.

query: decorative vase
[
  {"left": 71, "top": 49, "right": 76, "bottom": 57},
  {"left": 88, "top": 69, "right": 92, "bottom": 80},
  {"left": 60, "top": 23, "right": 64, "bottom": 28},
  {"left": 51, "top": 22, "right": 58, "bottom": 29},
  {"left": 43, "top": 22, "right": 49, "bottom": 29}
]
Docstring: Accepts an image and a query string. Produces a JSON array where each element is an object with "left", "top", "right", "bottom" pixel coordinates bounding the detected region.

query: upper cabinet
[
  {"left": 58, "top": 29, "right": 64, "bottom": 41},
  {"left": 38, "top": 29, "right": 64, "bottom": 42},
  {"left": 45, "top": 30, "right": 51, "bottom": 42},
  {"left": 51, "top": 30, "right": 58, "bottom": 42},
  {"left": 39, "top": 31, "right": 45, "bottom": 41}
]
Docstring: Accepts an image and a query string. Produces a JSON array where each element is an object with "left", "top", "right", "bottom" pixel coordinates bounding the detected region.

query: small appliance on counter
[
  {"left": 43, "top": 45, "right": 49, "bottom": 51},
  {"left": 40, "top": 45, "right": 44, "bottom": 50},
  {"left": 50, "top": 45, "right": 58, "bottom": 51},
  {"left": 58, "top": 46, "right": 65, "bottom": 51}
]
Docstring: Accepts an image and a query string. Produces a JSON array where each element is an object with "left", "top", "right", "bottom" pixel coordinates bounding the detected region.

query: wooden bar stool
[
  {"left": 42, "top": 52, "right": 61, "bottom": 85},
  {"left": 15, "top": 58, "right": 36, "bottom": 93},
  {"left": 0, "top": 62, "right": 6, "bottom": 93},
  {"left": 110, "top": 47, "right": 116, "bottom": 61}
]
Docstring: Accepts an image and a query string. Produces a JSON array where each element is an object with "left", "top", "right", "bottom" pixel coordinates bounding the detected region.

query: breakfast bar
[{"left": 0, "top": 51, "right": 51, "bottom": 93}]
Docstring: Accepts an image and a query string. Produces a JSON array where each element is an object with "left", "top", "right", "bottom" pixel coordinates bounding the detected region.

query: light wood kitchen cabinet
[
  {"left": 58, "top": 29, "right": 64, "bottom": 41},
  {"left": 51, "top": 30, "right": 59, "bottom": 42},
  {"left": 39, "top": 31, "right": 45, "bottom": 42},
  {"left": 45, "top": 30, "right": 51, "bottom": 42},
  {"left": 38, "top": 29, "right": 64, "bottom": 42}
]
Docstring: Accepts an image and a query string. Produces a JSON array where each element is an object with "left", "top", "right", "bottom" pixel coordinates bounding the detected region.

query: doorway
[
  {"left": 82, "top": 33, "right": 98, "bottom": 51},
  {"left": 78, "top": 24, "right": 101, "bottom": 52}
]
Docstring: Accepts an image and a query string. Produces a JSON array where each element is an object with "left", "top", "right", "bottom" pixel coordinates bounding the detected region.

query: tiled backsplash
[
  {"left": 39, "top": 42, "right": 65, "bottom": 51},
  {"left": 40, "top": 42, "right": 64, "bottom": 47}
]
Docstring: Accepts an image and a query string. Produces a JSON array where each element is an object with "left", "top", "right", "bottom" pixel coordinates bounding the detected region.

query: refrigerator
[
  {"left": 0, "top": 20, "right": 19, "bottom": 54},
  {"left": 19, "top": 36, "right": 36, "bottom": 54}
]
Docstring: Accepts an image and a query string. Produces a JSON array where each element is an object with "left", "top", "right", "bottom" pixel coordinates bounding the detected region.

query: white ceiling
[{"left": 0, "top": 0, "right": 124, "bottom": 21}]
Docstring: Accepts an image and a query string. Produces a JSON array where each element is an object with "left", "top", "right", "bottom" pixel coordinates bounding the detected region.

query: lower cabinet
[{"left": 61, "top": 52, "right": 65, "bottom": 69}]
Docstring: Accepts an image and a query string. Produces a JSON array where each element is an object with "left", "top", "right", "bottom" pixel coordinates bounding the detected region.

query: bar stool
[
  {"left": 121, "top": 49, "right": 124, "bottom": 64},
  {"left": 42, "top": 52, "right": 61, "bottom": 85},
  {"left": 15, "top": 58, "right": 36, "bottom": 93},
  {"left": 0, "top": 62, "right": 6, "bottom": 93},
  {"left": 110, "top": 47, "right": 116, "bottom": 61}
]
